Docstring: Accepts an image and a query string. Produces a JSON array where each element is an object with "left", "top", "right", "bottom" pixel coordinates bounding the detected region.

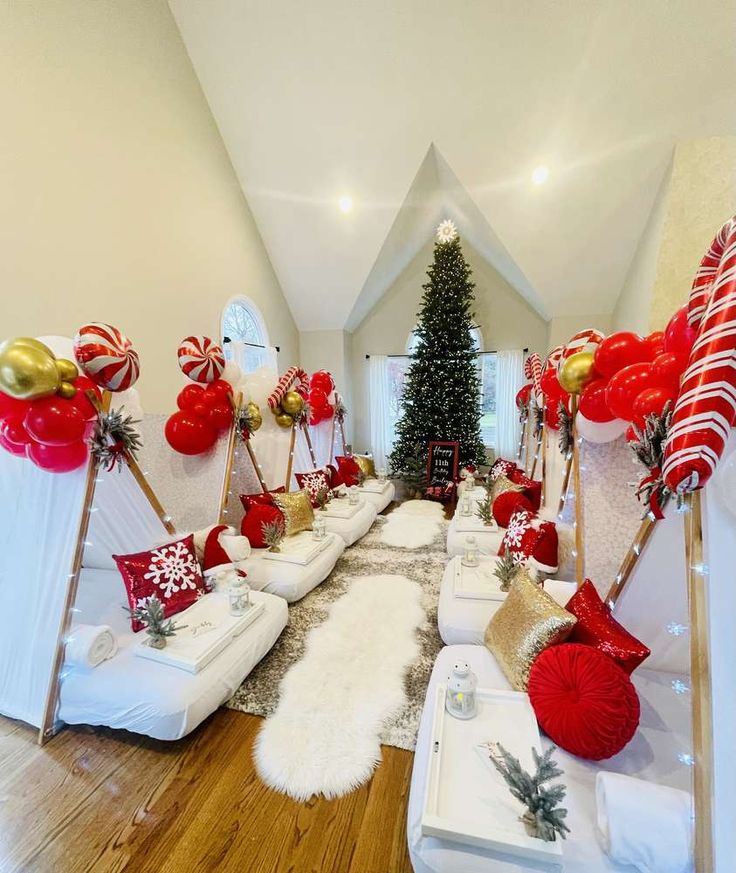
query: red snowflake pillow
[
  {"left": 489, "top": 458, "right": 517, "bottom": 482},
  {"left": 509, "top": 468, "right": 542, "bottom": 510},
  {"left": 114, "top": 534, "right": 206, "bottom": 632},
  {"left": 335, "top": 455, "right": 361, "bottom": 486},
  {"left": 295, "top": 467, "right": 332, "bottom": 506},
  {"left": 240, "top": 503, "right": 285, "bottom": 549}
]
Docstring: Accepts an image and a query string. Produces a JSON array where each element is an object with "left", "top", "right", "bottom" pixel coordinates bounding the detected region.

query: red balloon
[
  {"left": 663, "top": 304, "right": 697, "bottom": 358},
  {"left": 651, "top": 351, "right": 687, "bottom": 394},
  {"left": 0, "top": 429, "right": 27, "bottom": 456},
  {"left": 202, "top": 384, "right": 224, "bottom": 409},
  {"left": 206, "top": 378, "right": 233, "bottom": 398},
  {"left": 206, "top": 402, "right": 233, "bottom": 430},
  {"left": 1, "top": 414, "right": 31, "bottom": 446},
  {"left": 165, "top": 410, "right": 217, "bottom": 455},
  {"left": 193, "top": 403, "right": 208, "bottom": 417},
  {"left": 24, "top": 397, "right": 87, "bottom": 446},
  {"left": 544, "top": 401, "right": 561, "bottom": 430},
  {"left": 0, "top": 392, "right": 30, "bottom": 422},
  {"left": 605, "top": 363, "right": 653, "bottom": 421},
  {"left": 67, "top": 377, "right": 101, "bottom": 420},
  {"left": 578, "top": 378, "right": 614, "bottom": 423},
  {"left": 177, "top": 384, "right": 205, "bottom": 411},
  {"left": 26, "top": 439, "right": 89, "bottom": 472},
  {"left": 593, "top": 332, "right": 649, "bottom": 378},
  {"left": 642, "top": 331, "right": 665, "bottom": 361},
  {"left": 540, "top": 367, "right": 564, "bottom": 401},
  {"left": 632, "top": 386, "right": 676, "bottom": 429},
  {"left": 625, "top": 425, "right": 639, "bottom": 444},
  {"left": 516, "top": 384, "right": 532, "bottom": 407},
  {"left": 310, "top": 371, "right": 334, "bottom": 393}
]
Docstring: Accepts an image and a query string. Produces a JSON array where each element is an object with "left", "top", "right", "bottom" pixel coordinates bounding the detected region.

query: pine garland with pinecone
[
  {"left": 89, "top": 407, "right": 142, "bottom": 471},
  {"left": 629, "top": 403, "right": 673, "bottom": 518},
  {"left": 557, "top": 402, "right": 573, "bottom": 456},
  {"left": 532, "top": 402, "right": 544, "bottom": 440}
]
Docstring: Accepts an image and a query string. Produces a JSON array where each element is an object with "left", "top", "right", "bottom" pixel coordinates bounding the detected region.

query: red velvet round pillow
[
  {"left": 492, "top": 491, "right": 534, "bottom": 528},
  {"left": 528, "top": 643, "right": 640, "bottom": 760},
  {"left": 240, "top": 503, "right": 285, "bottom": 549}
]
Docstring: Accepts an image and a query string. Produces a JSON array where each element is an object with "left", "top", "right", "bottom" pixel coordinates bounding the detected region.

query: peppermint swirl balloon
[
  {"left": 73, "top": 323, "right": 140, "bottom": 392},
  {"left": 560, "top": 329, "right": 606, "bottom": 366},
  {"left": 177, "top": 335, "right": 225, "bottom": 384}
]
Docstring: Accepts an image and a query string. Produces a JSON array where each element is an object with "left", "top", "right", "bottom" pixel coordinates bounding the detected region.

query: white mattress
[
  {"left": 438, "top": 558, "right": 577, "bottom": 645},
  {"left": 360, "top": 481, "right": 395, "bottom": 514},
  {"left": 241, "top": 532, "right": 345, "bottom": 602},
  {"left": 59, "top": 567, "right": 288, "bottom": 740},
  {"left": 323, "top": 500, "right": 378, "bottom": 546},
  {"left": 447, "top": 514, "right": 505, "bottom": 558},
  {"left": 408, "top": 645, "right": 692, "bottom": 873}
]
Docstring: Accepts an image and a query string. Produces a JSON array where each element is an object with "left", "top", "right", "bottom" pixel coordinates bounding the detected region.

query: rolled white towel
[
  {"left": 65, "top": 624, "right": 118, "bottom": 669},
  {"left": 595, "top": 772, "right": 693, "bottom": 873}
]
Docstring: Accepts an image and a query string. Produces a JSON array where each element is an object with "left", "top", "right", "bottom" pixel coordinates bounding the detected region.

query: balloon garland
[
  {"left": 266, "top": 367, "right": 309, "bottom": 429},
  {"left": 177, "top": 335, "right": 225, "bottom": 384}
]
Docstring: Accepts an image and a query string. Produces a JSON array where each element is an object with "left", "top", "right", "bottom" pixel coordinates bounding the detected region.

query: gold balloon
[
  {"left": 56, "top": 358, "right": 79, "bottom": 382},
  {"left": 558, "top": 351, "right": 596, "bottom": 395},
  {"left": 246, "top": 401, "right": 263, "bottom": 432},
  {"left": 57, "top": 381, "right": 77, "bottom": 399},
  {"left": 281, "top": 390, "right": 304, "bottom": 416},
  {"left": 275, "top": 412, "right": 294, "bottom": 429},
  {"left": 0, "top": 338, "right": 60, "bottom": 399}
]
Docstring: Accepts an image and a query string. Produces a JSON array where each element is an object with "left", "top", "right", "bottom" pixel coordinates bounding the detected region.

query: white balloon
[
  {"left": 575, "top": 413, "right": 627, "bottom": 444},
  {"left": 36, "top": 334, "right": 74, "bottom": 359},
  {"left": 110, "top": 387, "right": 144, "bottom": 421}
]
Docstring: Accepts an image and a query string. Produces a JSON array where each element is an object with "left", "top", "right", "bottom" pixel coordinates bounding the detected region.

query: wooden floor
[{"left": 0, "top": 709, "right": 414, "bottom": 873}]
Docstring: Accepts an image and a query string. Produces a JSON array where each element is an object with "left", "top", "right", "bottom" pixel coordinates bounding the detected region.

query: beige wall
[
  {"left": 0, "top": 0, "right": 299, "bottom": 412},
  {"left": 349, "top": 238, "right": 549, "bottom": 450},
  {"left": 547, "top": 314, "right": 612, "bottom": 350},
  {"left": 299, "top": 329, "right": 354, "bottom": 441}
]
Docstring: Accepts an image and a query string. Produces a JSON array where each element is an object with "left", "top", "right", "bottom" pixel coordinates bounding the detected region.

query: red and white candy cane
[
  {"left": 544, "top": 345, "right": 564, "bottom": 374},
  {"left": 268, "top": 367, "right": 309, "bottom": 410},
  {"left": 73, "top": 322, "right": 140, "bottom": 392},
  {"left": 663, "top": 216, "right": 736, "bottom": 493},
  {"left": 525, "top": 352, "right": 543, "bottom": 397},
  {"left": 177, "top": 335, "right": 225, "bottom": 384}
]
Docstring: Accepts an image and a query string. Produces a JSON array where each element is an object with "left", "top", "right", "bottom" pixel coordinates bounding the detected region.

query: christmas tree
[{"left": 389, "top": 221, "right": 485, "bottom": 477}]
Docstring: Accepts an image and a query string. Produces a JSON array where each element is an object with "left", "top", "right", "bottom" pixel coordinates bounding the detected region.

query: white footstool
[
  {"left": 241, "top": 533, "right": 345, "bottom": 602},
  {"left": 322, "top": 500, "right": 378, "bottom": 546},
  {"left": 437, "top": 556, "right": 578, "bottom": 645}
]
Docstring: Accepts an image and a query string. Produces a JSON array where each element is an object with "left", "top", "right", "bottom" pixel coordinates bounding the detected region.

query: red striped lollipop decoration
[
  {"left": 73, "top": 323, "right": 140, "bottom": 392},
  {"left": 525, "top": 352, "right": 543, "bottom": 396},
  {"left": 177, "top": 335, "right": 225, "bottom": 384},
  {"left": 544, "top": 345, "right": 564, "bottom": 374},
  {"left": 663, "top": 216, "right": 736, "bottom": 493},
  {"left": 268, "top": 366, "right": 309, "bottom": 410},
  {"left": 559, "top": 329, "right": 606, "bottom": 367}
]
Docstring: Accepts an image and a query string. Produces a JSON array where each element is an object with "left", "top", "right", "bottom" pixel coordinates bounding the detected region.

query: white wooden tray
[
  {"left": 261, "top": 531, "right": 331, "bottom": 565},
  {"left": 321, "top": 500, "right": 362, "bottom": 519},
  {"left": 135, "top": 595, "right": 264, "bottom": 674},
  {"left": 453, "top": 515, "right": 498, "bottom": 533},
  {"left": 359, "top": 480, "right": 390, "bottom": 494},
  {"left": 421, "top": 684, "right": 563, "bottom": 863},
  {"left": 452, "top": 556, "right": 508, "bottom": 601}
]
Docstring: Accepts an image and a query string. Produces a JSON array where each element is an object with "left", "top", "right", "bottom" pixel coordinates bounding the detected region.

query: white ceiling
[{"left": 169, "top": 0, "right": 736, "bottom": 331}]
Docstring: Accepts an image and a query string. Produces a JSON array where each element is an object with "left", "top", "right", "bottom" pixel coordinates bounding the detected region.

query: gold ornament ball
[
  {"left": 275, "top": 412, "right": 294, "bottom": 429},
  {"left": 0, "top": 338, "right": 61, "bottom": 400},
  {"left": 281, "top": 390, "right": 304, "bottom": 416},
  {"left": 558, "top": 351, "right": 596, "bottom": 395},
  {"left": 246, "top": 401, "right": 263, "bottom": 432},
  {"left": 55, "top": 358, "right": 79, "bottom": 382},
  {"left": 57, "top": 381, "right": 77, "bottom": 399}
]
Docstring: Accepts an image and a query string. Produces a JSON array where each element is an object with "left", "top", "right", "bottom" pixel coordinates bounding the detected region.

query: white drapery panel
[
  {"left": 369, "top": 355, "right": 392, "bottom": 469},
  {"left": 495, "top": 349, "right": 525, "bottom": 460}
]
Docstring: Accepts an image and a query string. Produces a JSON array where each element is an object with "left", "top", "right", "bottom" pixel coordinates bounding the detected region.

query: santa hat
[
  {"left": 203, "top": 524, "right": 235, "bottom": 577},
  {"left": 529, "top": 521, "right": 559, "bottom": 575}
]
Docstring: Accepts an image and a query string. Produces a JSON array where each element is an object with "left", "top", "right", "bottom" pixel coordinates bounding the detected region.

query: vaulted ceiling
[{"left": 169, "top": 0, "right": 736, "bottom": 331}]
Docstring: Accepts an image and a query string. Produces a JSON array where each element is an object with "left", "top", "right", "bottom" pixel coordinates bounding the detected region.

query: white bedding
[
  {"left": 59, "top": 567, "right": 288, "bottom": 740},
  {"left": 408, "top": 645, "right": 692, "bottom": 873},
  {"left": 359, "top": 481, "right": 395, "bottom": 514},
  {"left": 323, "top": 500, "right": 378, "bottom": 546},
  {"left": 447, "top": 513, "right": 505, "bottom": 558}
]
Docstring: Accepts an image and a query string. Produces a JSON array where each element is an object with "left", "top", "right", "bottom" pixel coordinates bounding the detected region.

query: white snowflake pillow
[
  {"left": 295, "top": 467, "right": 331, "bottom": 507},
  {"left": 114, "top": 534, "right": 206, "bottom": 632}
]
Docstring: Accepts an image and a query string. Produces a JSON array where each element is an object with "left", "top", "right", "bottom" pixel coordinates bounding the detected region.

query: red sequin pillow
[
  {"left": 240, "top": 503, "right": 285, "bottom": 549},
  {"left": 528, "top": 643, "right": 640, "bottom": 760},
  {"left": 565, "top": 579, "right": 650, "bottom": 674},
  {"left": 295, "top": 468, "right": 332, "bottom": 507},
  {"left": 114, "top": 534, "right": 206, "bottom": 632},
  {"left": 335, "top": 455, "right": 361, "bottom": 486},
  {"left": 492, "top": 491, "right": 534, "bottom": 528}
]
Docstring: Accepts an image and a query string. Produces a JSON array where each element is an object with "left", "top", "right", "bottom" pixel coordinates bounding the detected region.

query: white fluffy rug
[
  {"left": 380, "top": 499, "right": 445, "bottom": 549},
  {"left": 254, "top": 574, "right": 424, "bottom": 801}
]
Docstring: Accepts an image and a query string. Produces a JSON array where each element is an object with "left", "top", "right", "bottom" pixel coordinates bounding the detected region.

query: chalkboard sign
[{"left": 426, "top": 441, "right": 460, "bottom": 487}]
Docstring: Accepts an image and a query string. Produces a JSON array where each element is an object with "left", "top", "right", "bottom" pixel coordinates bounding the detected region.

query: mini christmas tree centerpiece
[
  {"left": 494, "top": 551, "right": 521, "bottom": 592},
  {"left": 262, "top": 519, "right": 286, "bottom": 552},
  {"left": 482, "top": 742, "right": 570, "bottom": 842},
  {"left": 315, "top": 486, "right": 331, "bottom": 512},
  {"left": 475, "top": 492, "right": 494, "bottom": 526},
  {"left": 126, "top": 594, "right": 186, "bottom": 650}
]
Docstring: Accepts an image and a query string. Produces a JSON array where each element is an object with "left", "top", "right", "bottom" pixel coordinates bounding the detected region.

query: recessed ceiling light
[
  {"left": 531, "top": 166, "right": 549, "bottom": 185},
  {"left": 338, "top": 195, "right": 353, "bottom": 213}
]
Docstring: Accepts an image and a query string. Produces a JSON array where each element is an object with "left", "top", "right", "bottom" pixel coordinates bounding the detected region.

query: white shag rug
[
  {"left": 254, "top": 574, "right": 424, "bottom": 801},
  {"left": 380, "top": 499, "right": 445, "bottom": 549}
]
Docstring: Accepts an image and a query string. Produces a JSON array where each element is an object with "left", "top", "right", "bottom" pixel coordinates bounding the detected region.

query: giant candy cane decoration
[
  {"left": 267, "top": 367, "right": 309, "bottom": 410},
  {"left": 524, "top": 353, "right": 543, "bottom": 397},
  {"left": 663, "top": 216, "right": 736, "bottom": 493}
]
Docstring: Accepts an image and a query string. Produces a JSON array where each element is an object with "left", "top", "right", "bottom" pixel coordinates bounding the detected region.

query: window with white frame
[{"left": 221, "top": 297, "right": 273, "bottom": 373}]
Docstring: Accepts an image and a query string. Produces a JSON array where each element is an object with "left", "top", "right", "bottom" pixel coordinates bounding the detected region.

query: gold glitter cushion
[
  {"left": 272, "top": 489, "right": 314, "bottom": 536},
  {"left": 354, "top": 454, "right": 376, "bottom": 479},
  {"left": 484, "top": 570, "right": 577, "bottom": 691},
  {"left": 490, "top": 474, "right": 525, "bottom": 504}
]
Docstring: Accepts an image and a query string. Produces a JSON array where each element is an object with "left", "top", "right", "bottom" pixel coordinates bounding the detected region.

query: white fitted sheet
[
  {"left": 408, "top": 645, "right": 692, "bottom": 873},
  {"left": 59, "top": 568, "right": 288, "bottom": 740}
]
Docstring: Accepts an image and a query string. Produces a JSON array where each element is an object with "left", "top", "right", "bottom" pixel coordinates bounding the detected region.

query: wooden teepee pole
[
  {"left": 285, "top": 422, "right": 297, "bottom": 490},
  {"left": 570, "top": 394, "right": 584, "bottom": 587},
  {"left": 302, "top": 421, "right": 318, "bottom": 468}
]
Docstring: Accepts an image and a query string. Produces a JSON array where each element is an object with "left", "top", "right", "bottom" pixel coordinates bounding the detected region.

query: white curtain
[
  {"left": 369, "top": 355, "right": 392, "bottom": 469},
  {"left": 495, "top": 349, "right": 525, "bottom": 460}
]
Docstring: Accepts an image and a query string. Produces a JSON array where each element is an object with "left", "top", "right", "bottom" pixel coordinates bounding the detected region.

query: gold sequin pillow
[
  {"left": 354, "top": 454, "right": 376, "bottom": 479},
  {"left": 490, "top": 474, "right": 525, "bottom": 504},
  {"left": 484, "top": 570, "right": 577, "bottom": 690},
  {"left": 272, "top": 490, "right": 314, "bottom": 536}
]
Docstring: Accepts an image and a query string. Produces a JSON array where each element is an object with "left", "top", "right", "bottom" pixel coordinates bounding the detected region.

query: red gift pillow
[
  {"left": 295, "top": 467, "right": 332, "bottom": 506},
  {"left": 335, "top": 455, "right": 361, "bottom": 486},
  {"left": 528, "top": 643, "right": 640, "bottom": 760},
  {"left": 509, "top": 468, "right": 542, "bottom": 510},
  {"left": 240, "top": 503, "right": 285, "bottom": 549},
  {"left": 239, "top": 486, "right": 285, "bottom": 513},
  {"left": 114, "top": 534, "right": 206, "bottom": 632},
  {"left": 492, "top": 490, "right": 534, "bottom": 528},
  {"left": 565, "top": 579, "right": 650, "bottom": 674}
]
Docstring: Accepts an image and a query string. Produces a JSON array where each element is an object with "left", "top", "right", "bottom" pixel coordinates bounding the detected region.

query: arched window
[{"left": 221, "top": 296, "right": 273, "bottom": 373}]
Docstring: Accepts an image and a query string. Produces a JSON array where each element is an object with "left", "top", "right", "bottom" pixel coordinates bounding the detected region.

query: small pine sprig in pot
[
  {"left": 494, "top": 551, "right": 521, "bottom": 592},
  {"left": 482, "top": 742, "right": 570, "bottom": 843},
  {"left": 262, "top": 519, "right": 285, "bottom": 552},
  {"left": 629, "top": 402, "right": 673, "bottom": 519},
  {"left": 356, "top": 469, "right": 366, "bottom": 487},
  {"left": 126, "top": 594, "right": 186, "bottom": 650},
  {"left": 557, "top": 402, "right": 573, "bottom": 457},
  {"left": 475, "top": 493, "right": 494, "bottom": 526},
  {"left": 90, "top": 407, "right": 142, "bottom": 472},
  {"left": 315, "top": 486, "right": 331, "bottom": 511}
]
